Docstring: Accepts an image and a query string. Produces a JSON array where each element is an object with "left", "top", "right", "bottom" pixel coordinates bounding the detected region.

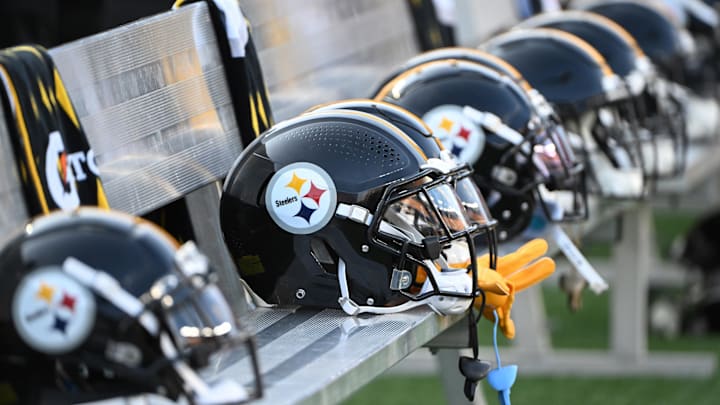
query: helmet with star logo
[
  {"left": 0, "top": 208, "right": 262, "bottom": 404},
  {"left": 374, "top": 59, "right": 587, "bottom": 242},
  {"left": 304, "top": 98, "right": 500, "bottom": 267},
  {"left": 220, "top": 109, "right": 484, "bottom": 316}
]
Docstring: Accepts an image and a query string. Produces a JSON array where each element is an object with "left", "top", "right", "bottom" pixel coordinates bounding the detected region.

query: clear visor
[
  {"left": 379, "top": 181, "right": 478, "bottom": 272},
  {"left": 454, "top": 176, "right": 493, "bottom": 228},
  {"left": 382, "top": 182, "right": 472, "bottom": 242}
]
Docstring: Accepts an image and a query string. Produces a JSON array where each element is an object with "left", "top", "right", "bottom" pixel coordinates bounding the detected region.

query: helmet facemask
[
  {"left": 639, "top": 76, "right": 690, "bottom": 177},
  {"left": 463, "top": 106, "right": 587, "bottom": 231},
  {"left": 564, "top": 99, "right": 648, "bottom": 199},
  {"left": 336, "top": 168, "right": 484, "bottom": 316},
  {"left": 529, "top": 116, "right": 588, "bottom": 223},
  {"left": 62, "top": 242, "right": 262, "bottom": 404}
]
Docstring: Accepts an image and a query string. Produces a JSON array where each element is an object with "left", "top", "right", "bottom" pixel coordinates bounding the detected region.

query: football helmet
[
  {"left": 372, "top": 47, "right": 562, "bottom": 130},
  {"left": 301, "top": 100, "right": 499, "bottom": 396},
  {"left": 374, "top": 59, "right": 587, "bottom": 242},
  {"left": 220, "top": 110, "right": 482, "bottom": 317},
  {"left": 304, "top": 99, "right": 499, "bottom": 265},
  {"left": 483, "top": 28, "right": 649, "bottom": 199},
  {"left": 585, "top": 0, "right": 694, "bottom": 85},
  {"left": 587, "top": 0, "right": 720, "bottom": 142},
  {"left": 516, "top": 10, "right": 687, "bottom": 178},
  {"left": 0, "top": 208, "right": 261, "bottom": 404}
]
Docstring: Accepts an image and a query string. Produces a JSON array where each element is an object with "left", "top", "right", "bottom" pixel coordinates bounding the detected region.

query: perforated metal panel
[
  {"left": 49, "top": 3, "right": 243, "bottom": 215},
  {"left": 240, "top": 0, "right": 419, "bottom": 120},
  {"left": 208, "top": 307, "right": 464, "bottom": 405}
]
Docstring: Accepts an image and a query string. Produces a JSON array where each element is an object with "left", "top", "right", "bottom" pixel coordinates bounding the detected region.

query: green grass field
[{"left": 343, "top": 212, "right": 720, "bottom": 405}]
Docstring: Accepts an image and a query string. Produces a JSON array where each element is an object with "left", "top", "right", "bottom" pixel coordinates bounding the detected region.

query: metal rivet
[
  {"left": 366, "top": 297, "right": 375, "bottom": 305},
  {"left": 502, "top": 210, "right": 512, "bottom": 219},
  {"left": 520, "top": 202, "right": 529, "bottom": 211},
  {"left": 499, "top": 230, "right": 508, "bottom": 240},
  {"left": 295, "top": 289, "right": 306, "bottom": 300},
  {"left": 361, "top": 245, "right": 370, "bottom": 253}
]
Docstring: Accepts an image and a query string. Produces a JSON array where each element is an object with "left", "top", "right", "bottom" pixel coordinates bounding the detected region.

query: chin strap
[
  {"left": 458, "top": 289, "right": 492, "bottom": 401},
  {"left": 336, "top": 252, "right": 490, "bottom": 401}
]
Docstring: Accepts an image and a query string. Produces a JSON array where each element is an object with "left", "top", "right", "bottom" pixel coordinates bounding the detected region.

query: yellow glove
[{"left": 473, "top": 239, "right": 556, "bottom": 339}]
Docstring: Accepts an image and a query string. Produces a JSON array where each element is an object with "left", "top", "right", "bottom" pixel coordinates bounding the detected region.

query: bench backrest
[
  {"left": 49, "top": 3, "right": 241, "bottom": 216},
  {"left": 242, "top": 0, "right": 419, "bottom": 119}
]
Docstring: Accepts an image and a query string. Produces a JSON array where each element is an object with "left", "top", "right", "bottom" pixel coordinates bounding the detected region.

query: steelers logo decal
[
  {"left": 12, "top": 268, "right": 95, "bottom": 354},
  {"left": 266, "top": 162, "right": 337, "bottom": 234},
  {"left": 423, "top": 105, "right": 485, "bottom": 164}
]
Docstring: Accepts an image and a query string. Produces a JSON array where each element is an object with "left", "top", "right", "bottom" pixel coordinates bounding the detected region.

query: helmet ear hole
[{"left": 310, "top": 238, "right": 339, "bottom": 274}]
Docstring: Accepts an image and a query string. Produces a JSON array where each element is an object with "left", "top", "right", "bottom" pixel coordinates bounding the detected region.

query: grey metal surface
[
  {"left": 657, "top": 143, "right": 720, "bottom": 194},
  {"left": 240, "top": 0, "right": 419, "bottom": 120},
  {"left": 48, "top": 3, "right": 243, "bottom": 216},
  {"left": 201, "top": 307, "right": 464, "bottom": 405},
  {"left": 185, "top": 183, "right": 250, "bottom": 314},
  {"left": 612, "top": 203, "right": 652, "bottom": 358},
  {"left": 0, "top": 94, "right": 29, "bottom": 245},
  {"left": 454, "top": 0, "right": 519, "bottom": 46}
]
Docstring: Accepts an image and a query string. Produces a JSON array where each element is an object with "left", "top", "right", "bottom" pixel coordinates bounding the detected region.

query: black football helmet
[
  {"left": 0, "top": 208, "right": 261, "bottom": 404},
  {"left": 374, "top": 59, "right": 587, "bottom": 242},
  {"left": 305, "top": 99, "right": 499, "bottom": 266},
  {"left": 220, "top": 110, "right": 483, "bottom": 317},
  {"left": 373, "top": 47, "right": 565, "bottom": 131},
  {"left": 483, "top": 28, "right": 649, "bottom": 199},
  {"left": 372, "top": 48, "right": 589, "bottom": 217},
  {"left": 587, "top": 0, "right": 720, "bottom": 143},
  {"left": 516, "top": 10, "right": 687, "bottom": 178},
  {"left": 305, "top": 100, "right": 501, "bottom": 397},
  {"left": 584, "top": 1, "right": 694, "bottom": 84}
]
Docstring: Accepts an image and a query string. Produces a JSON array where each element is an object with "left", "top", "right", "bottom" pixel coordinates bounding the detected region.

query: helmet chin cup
[
  {"left": 422, "top": 270, "right": 472, "bottom": 315},
  {"left": 337, "top": 258, "right": 473, "bottom": 316}
]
